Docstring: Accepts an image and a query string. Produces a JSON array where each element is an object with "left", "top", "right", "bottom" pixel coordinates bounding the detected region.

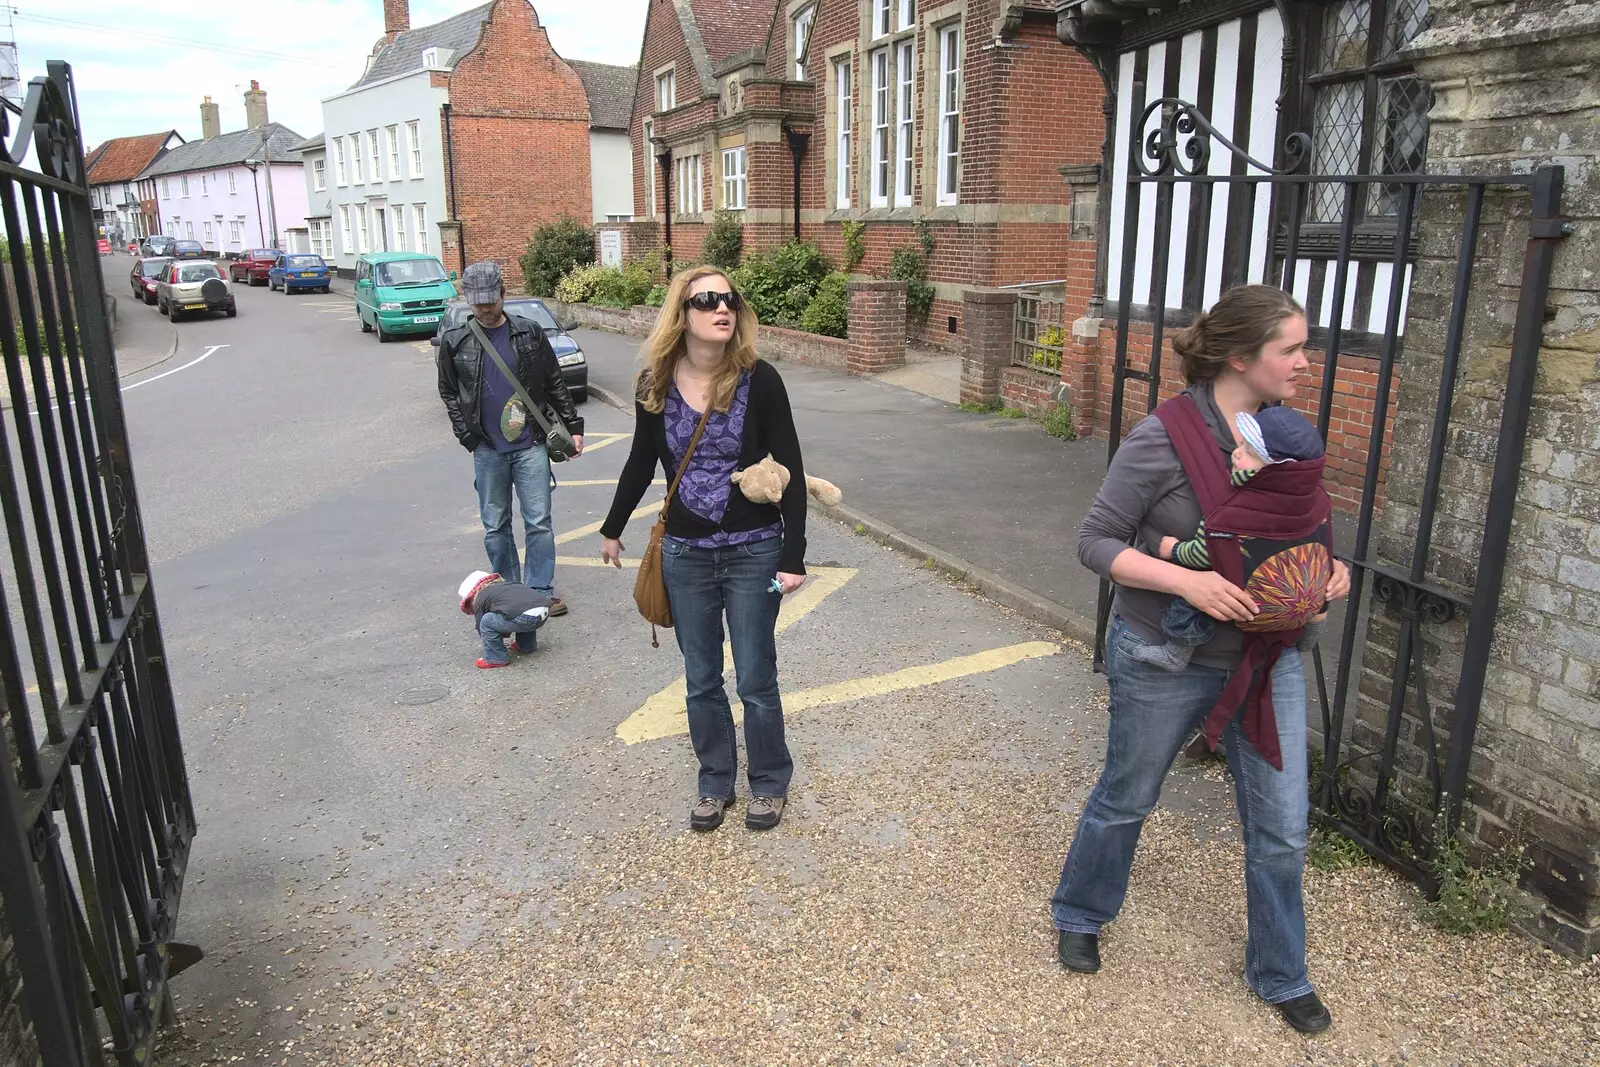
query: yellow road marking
[
  {"left": 616, "top": 567, "right": 858, "bottom": 743},
  {"left": 619, "top": 639, "right": 1060, "bottom": 744},
  {"left": 557, "top": 555, "right": 640, "bottom": 568},
  {"left": 553, "top": 501, "right": 659, "bottom": 546},
  {"left": 578, "top": 432, "right": 632, "bottom": 455},
  {"left": 557, "top": 478, "right": 665, "bottom": 487}
]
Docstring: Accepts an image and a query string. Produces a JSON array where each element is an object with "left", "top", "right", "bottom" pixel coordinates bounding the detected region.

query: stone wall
[
  {"left": 1366, "top": 0, "right": 1600, "bottom": 956},
  {"left": 1, "top": 895, "right": 41, "bottom": 1067}
]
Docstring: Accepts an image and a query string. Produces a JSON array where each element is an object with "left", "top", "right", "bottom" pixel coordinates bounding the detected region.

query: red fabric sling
[{"left": 1154, "top": 394, "right": 1334, "bottom": 771}]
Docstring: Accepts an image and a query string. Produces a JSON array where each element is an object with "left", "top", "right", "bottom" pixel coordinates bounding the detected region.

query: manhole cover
[{"left": 395, "top": 684, "right": 449, "bottom": 706}]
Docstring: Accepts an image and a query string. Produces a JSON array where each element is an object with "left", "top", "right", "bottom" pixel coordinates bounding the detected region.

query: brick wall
[
  {"left": 547, "top": 297, "right": 849, "bottom": 372},
  {"left": 628, "top": 2, "right": 1105, "bottom": 344},
  {"left": 1001, "top": 365, "right": 1059, "bottom": 416},
  {"left": 761, "top": 323, "right": 850, "bottom": 371},
  {"left": 846, "top": 280, "right": 908, "bottom": 375},
  {"left": 1379, "top": 0, "right": 1600, "bottom": 957},
  {"left": 447, "top": 0, "right": 593, "bottom": 280}
]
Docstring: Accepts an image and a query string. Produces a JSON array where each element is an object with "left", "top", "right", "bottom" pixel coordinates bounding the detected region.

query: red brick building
[
  {"left": 318, "top": 0, "right": 635, "bottom": 280},
  {"left": 615, "top": 0, "right": 1105, "bottom": 346}
]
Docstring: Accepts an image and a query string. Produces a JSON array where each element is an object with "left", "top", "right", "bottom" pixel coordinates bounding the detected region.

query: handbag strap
[
  {"left": 662, "top": 399, "right": 714, "bottom": 520},
  {"left": 467, "top": 315, "right": 559, "bottom": 440}
]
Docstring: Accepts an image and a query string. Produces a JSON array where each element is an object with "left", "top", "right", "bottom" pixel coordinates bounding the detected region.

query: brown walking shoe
[
  {"left": 745, "top": 795, "right": 785, "bottom": 830},
  {"left": 690, "top": 795, "right": 732, "bottom": 831},
  {"left": 546, "top": 598, "right": 568, "bottom": 617}
]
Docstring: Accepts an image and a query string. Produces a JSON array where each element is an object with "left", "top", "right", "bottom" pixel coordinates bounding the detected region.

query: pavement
[
  {"left": 104, "top": 253, "right": 182, "bottom": 380},
  {"left": 579, "top": 329, "right": 1111, "bottom": 645},
  {"left": 78, "top": 278, "right": 1589, "bottom": 1066}
]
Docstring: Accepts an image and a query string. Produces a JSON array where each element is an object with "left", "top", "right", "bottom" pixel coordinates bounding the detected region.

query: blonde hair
[{"left": 637, "top": 265, "right": 759, "bottom": 414}]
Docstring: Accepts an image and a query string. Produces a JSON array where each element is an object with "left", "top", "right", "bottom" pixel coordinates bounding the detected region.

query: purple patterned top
[{"left": 665, "top": 373, "right": 785, "bottom": 549}]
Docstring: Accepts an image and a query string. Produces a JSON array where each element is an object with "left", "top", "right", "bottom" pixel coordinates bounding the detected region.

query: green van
[{"left": 353, "top": 252, "right": 459, "bottom": 342}]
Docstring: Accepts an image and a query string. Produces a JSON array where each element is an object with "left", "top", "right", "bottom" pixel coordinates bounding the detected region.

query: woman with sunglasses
[{"left": 600, "top": 266, "right": 808, "bottom": 832}]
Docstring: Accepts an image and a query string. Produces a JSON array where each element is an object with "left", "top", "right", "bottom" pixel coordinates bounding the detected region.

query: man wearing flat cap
[{"left": 437, "top": 261, "right": 584, "bottom": 616}]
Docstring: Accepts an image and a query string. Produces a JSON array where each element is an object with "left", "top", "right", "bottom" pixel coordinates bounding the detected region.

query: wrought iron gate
[
  {"left": 0, "top": 63, "right": 195, "bottom": 1065},
  {"left": 1094, "top": 98, "right": 1564, "bottom": 883}
]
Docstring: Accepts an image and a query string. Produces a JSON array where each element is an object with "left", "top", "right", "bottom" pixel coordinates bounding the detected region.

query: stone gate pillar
[{"left": 1382, "top": 0, "right": 1600, "bottom": 956}]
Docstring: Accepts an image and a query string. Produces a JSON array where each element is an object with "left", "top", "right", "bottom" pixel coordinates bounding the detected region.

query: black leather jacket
[{"left": 436, "top": 314, "right": 583, "bottom": 451}]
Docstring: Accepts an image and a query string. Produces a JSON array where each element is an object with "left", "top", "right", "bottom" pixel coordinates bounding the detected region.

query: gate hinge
[{"left": 1529, "top": 217, "right": 1573, "bottom": 239}]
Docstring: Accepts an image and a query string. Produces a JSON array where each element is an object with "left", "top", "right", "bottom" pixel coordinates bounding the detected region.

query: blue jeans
[
  {"left": 477, "top": 610, "right": 546, "bottom": 664},
  {"left": 473, "top": 444, "right": 554, "bottom": 596},
  {"left": 660, "top": 536, "right": 792, "bottom": 800},
  {"left": 1052, "top": 617, "right": 1312, "bottom": 1005}
]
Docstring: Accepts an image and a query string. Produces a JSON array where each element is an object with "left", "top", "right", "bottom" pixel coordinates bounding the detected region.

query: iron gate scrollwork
[
  {"left": 1095, "top": 96, "right": 1564, "bottom": 885},
  {"left": 0, "top": 62, "right": 195, "bottom": 1065}
]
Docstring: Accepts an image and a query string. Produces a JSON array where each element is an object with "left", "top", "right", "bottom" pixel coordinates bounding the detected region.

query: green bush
[
  {"left": 645, "top": 284, "right": 667, "bottom": 308},
  {"left": 730, "top": 240, "right": 834, "bottom": 327},
  {"left": 553, "top": 263, "right": 607, "bottom": 304},
  {"left": 841, "top": 220, "right": 866, "bottom": 271},
  {"left": 701, "top": 210, "right": 744, "bottom": 269},
  {"left": 889, "top": 246, "right": 935, "bottom": 324},
  {"left": 554, "top": 255, "right": 657, "bottom": 308},
  {"left": 800, "top": 271, "right": 850, "bottom": 338},
  {"left": 519, "top": 217, "right": 596, "bottom": 297}
]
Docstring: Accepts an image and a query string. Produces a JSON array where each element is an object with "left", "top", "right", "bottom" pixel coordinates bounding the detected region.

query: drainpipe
[
  {"left": 442, "top": 102, "right": 465, "bottom": 271},
  {"left": 783, "top": 126, "right": 809, "bottom": 241},
  {"left": 656, "top": 145, "right": 674, "bottom": 278}
]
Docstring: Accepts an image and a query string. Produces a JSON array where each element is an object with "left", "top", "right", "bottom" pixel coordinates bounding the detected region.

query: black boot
[
  {"left": 1273, "top": 992, "right": 1332, "bottom": 1034},
  {"left": 1056, "top": 931, "right": 1101, "bottom": 973}
]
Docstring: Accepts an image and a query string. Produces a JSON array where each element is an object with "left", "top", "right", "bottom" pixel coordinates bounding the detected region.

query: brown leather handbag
[{"left": 634, "top": 405, "right": 713, "bottom": 646}]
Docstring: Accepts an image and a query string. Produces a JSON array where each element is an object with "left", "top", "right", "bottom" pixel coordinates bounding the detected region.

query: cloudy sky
[{"left": 13, "top": 0, "right": 649, "bottom": 150}]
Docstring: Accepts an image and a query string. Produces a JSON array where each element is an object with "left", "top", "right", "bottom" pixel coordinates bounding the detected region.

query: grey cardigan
[{"left": 1077, "top": 381, "right": 1248, "bottom": 670}]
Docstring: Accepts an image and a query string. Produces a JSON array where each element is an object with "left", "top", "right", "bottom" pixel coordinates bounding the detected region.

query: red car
[{"left": 229, "top": 248, "right": 281, "bottom": 286}]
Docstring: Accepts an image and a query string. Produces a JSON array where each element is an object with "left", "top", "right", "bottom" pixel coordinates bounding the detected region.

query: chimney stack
[
  {"left": 200, "top": 96, "right": 221, "bottom": 140},
  {"left": 244, "top": 80, "right": 268, "bottom": 130},
  {"left": 384, "top": 0, "right": 411, "bottom": 39}
]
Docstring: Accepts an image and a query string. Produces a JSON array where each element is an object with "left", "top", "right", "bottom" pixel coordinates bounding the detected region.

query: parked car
[
  {"left": 155, "top": 261, "right": 236, "bottom": 321},
  {"left": 172, "top": 240, "right": 207, "bottom": 261},
  {"left": 142, "top": 235, "right": 177, "bottom": 258},
  {"left": 130, "top": 256, "right": 173, "bottom": 305},
  {"left": 354, "top": 252, "right": 457, "bottom": 342},
  {"left": 431, "top": 297, "right": 587, "bottom": 402},
  {"left": 230, "top": 248, "right": 281, "bottom": 286},
  {"left": 268, "top": 253, "right": 331, "bottom": 293}
]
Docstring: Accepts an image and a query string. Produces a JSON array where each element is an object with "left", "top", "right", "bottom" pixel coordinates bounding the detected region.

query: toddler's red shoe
[{"left": 475, "top": 658, "right": 510, "bottom": 669}]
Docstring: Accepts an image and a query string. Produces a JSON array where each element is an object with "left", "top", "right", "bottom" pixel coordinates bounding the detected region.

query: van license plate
[{"left": 413, "top": 315, "right": 440, "bottom": 324}]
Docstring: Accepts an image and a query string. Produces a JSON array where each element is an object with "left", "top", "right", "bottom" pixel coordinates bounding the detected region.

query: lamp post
[
  {"left": 244, "top": 129, "right": 280, "bottom": 249},
  {"left": 242, "top": 159, "right": 267, "bottom": 249}
]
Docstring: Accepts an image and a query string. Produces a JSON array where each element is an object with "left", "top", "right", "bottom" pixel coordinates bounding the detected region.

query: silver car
[{"left": 155, "top": 260, "right": 237, "bottom": 322}]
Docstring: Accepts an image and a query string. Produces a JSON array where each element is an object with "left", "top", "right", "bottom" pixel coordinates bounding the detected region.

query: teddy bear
[{"left": 730, "top": 454, "right": 842, "bottom": 508}]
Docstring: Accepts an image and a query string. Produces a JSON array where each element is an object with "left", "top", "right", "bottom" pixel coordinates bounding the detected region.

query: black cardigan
[{"left": 600, "top": 360, "right": 808, "bottom": 574}]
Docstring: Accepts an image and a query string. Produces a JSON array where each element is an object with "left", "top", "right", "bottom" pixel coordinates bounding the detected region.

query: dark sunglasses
[{"left": 684, "top": 290, "right": 743, "bottom": 313}]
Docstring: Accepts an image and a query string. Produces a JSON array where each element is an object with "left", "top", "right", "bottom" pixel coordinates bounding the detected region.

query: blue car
[{"left": 268, "top": 253, "right": 331, "bottom": 294}]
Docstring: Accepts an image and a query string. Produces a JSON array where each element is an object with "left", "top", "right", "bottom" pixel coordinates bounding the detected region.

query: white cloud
[{"left": 15, "top": 0, "right": 647, "bottom": 149}]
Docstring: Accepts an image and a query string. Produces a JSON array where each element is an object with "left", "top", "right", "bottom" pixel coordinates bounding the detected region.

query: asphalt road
[{"left": 119, "top": 270, "right": 1103, "bottom": 1063}]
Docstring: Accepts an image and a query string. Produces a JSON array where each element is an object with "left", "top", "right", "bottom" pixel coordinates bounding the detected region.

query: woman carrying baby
[{"left": 600, "top": 265, "right": 808, "bottom": 833}]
